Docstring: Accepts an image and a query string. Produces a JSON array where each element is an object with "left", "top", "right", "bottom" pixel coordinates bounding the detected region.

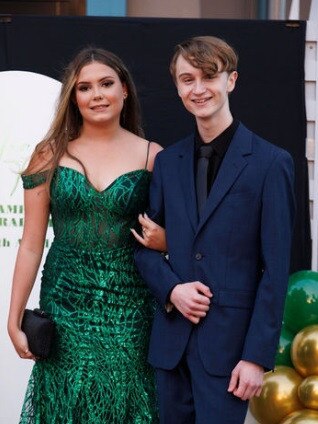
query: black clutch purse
[{"left": 21, "top": 308, "right": 55, "bottom": 359}]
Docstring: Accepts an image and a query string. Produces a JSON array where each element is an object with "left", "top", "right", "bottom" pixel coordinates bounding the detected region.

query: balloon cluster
[{"left": 250, "top": 270, "right": 318, "bottom": 423}]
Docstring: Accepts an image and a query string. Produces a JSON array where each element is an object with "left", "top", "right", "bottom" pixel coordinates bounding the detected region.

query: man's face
[{"left": 174, "top": 55, "right": 237, "bottom": 123}]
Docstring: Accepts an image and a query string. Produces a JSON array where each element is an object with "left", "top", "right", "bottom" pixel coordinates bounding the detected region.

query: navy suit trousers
[{"left": 155, "top": 329, "right": 249, "bottom": 424}]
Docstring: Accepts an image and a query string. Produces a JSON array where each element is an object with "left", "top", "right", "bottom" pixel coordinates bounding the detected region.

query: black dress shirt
[{"left": 195, "top": 119, "right": 239, "bottom": 194}]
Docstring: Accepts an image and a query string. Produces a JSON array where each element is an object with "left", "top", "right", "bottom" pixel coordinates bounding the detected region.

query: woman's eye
[
  {"left": 102, "top": 81, "right": 114, "bottom": 87},
  {"left": 78, "top": 85, "right": 89, "bottom": 92}
]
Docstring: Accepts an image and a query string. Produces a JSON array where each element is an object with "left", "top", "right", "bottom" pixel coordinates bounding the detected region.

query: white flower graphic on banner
[{"left": 0, "top": 70, "right": 61, "bottom": 195}]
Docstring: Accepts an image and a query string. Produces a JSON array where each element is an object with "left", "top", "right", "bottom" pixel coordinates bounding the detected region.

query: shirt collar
[{"left": 195, "top": 119, "right": 239, "bottom": 158}]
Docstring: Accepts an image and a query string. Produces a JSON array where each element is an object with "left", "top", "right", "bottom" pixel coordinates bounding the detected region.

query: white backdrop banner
[{"left": 0, "top": 71, "right": 61, "bottom": 423}]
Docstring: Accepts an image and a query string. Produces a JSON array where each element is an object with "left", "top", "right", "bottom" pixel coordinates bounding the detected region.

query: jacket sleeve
[
  {"left": 241, "top": 149, "right": 296, "bottom": 370},
  {"left": 134, "top": 154, "right": 181, "bottom": 308}
]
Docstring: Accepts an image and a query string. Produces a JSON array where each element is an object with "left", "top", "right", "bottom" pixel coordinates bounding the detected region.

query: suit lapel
[
  {"left": 196, "top": 124, "right": 253, "bottom": 235},
  {"left": 178, "top": 134, "right": 198, "bottom": 231}
]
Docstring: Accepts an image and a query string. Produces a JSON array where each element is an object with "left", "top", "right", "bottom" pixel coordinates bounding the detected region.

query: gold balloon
[
  {"left": 249, "top": 366, "right": 303, "bottom": 424},
  {"left": 298, "top": 376, "right": 318, "bottom": 409},
  {"left": 280, "top": 409, "right": 318, "bottom": 423},
  {"left": 291, "top": 325, "right": 318, "bottom": 377}
]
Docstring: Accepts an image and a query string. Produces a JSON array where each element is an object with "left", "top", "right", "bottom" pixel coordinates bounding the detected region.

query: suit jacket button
[{"left": 195, "top": 253, "right": 202, "bottom": 260}]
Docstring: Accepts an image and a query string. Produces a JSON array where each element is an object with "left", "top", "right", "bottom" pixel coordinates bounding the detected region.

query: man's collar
[{"left": 195, "top": 119, "right": 239, "bottom": 157}]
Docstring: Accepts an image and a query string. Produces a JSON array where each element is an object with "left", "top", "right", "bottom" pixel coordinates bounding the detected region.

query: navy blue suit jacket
[{"left": 135, "top": 123, "right": 295, "bottom": 376}]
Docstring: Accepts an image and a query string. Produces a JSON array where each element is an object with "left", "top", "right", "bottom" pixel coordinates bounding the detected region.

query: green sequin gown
[{"left": 20, "top": 166, "right": 158, "bottom": 424}]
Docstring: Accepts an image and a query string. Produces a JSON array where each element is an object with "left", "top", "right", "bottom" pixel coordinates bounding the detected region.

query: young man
[{"left": 135, "top": 36, "right": 295, "bottom": 423}]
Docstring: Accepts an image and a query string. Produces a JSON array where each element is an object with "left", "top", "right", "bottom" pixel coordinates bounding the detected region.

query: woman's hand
[
  {"left": 8, "top": 326, "right": 36, "bottom": 360},
  {"left": 131, "top": 213, "right": 167, "bottom": 252}
]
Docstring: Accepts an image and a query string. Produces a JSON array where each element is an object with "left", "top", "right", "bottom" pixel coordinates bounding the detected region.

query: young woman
[{"left": 8, "top": 47, "right": 165, "bottom": 423}]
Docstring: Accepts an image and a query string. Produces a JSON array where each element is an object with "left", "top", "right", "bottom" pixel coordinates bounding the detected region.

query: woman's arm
[
  {"left": 7, "top": 183, "right": 50, "bottom": 360},
  {"left": 131, "top": 142, "right": 167, "bottom": 251}
]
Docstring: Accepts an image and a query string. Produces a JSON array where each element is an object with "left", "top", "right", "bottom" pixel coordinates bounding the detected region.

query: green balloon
[
  {"left": 275, "top": 326, "right": 294, "bottom": 367},
  {"left": 284, "top": 270, "right": 318, "bottom": 334}
]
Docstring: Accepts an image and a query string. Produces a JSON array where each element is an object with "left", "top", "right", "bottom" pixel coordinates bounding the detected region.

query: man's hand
[
  {"left": 228, "top": 360, "right": 264, "bottom": 400},
  {"left": 170, "top": 282, "right": 212, "bottom": 324}
]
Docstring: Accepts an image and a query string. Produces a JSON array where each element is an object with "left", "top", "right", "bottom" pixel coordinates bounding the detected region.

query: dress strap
[
  {"left": 21, "top": 170, "right": 49, "bottom": 189},
  {"left": 144, "top": 141, "right": 151, "bottom": 170}
]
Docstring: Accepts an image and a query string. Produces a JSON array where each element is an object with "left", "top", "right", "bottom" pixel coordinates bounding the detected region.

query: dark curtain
[{"left": 0, "top": 15, "right": 310, "bottom": 272}]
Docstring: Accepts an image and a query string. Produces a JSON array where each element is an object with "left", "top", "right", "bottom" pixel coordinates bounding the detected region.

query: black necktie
[{"left": 196, "top": 144, "right": 214, "bottom": 217}]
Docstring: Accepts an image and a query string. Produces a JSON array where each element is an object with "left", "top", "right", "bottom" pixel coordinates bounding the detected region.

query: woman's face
[{"left": 74, "top": 61, "right": 127, "bottom": 127}]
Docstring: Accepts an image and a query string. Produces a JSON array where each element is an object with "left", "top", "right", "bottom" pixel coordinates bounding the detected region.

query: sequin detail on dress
[{"left": 20, "top": 166, "right": 158, "bottom": 424}]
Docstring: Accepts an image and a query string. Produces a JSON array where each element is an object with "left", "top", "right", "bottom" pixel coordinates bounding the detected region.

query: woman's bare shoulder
[
  {"left": 149, "top": 140, "right": 163, "bottom": 154},
  {"left": 24, "top": 145, "right": 54, "bottom": 175},
  {"left": 146, "top": 140, "right": 163, "bottom": 171},
  {"left": 123, "top": 131, "right": 163, "bottom": 171}
]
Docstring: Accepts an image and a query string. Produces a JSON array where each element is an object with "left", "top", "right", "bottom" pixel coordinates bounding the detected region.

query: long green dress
[{"left": 20, "top": 165, "right": 158, "bottom": 423}]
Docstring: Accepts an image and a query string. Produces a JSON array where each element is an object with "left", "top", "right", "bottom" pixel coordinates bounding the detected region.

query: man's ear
[{"left": 227, "top": 71, "right": 238, "bottom": 93}]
